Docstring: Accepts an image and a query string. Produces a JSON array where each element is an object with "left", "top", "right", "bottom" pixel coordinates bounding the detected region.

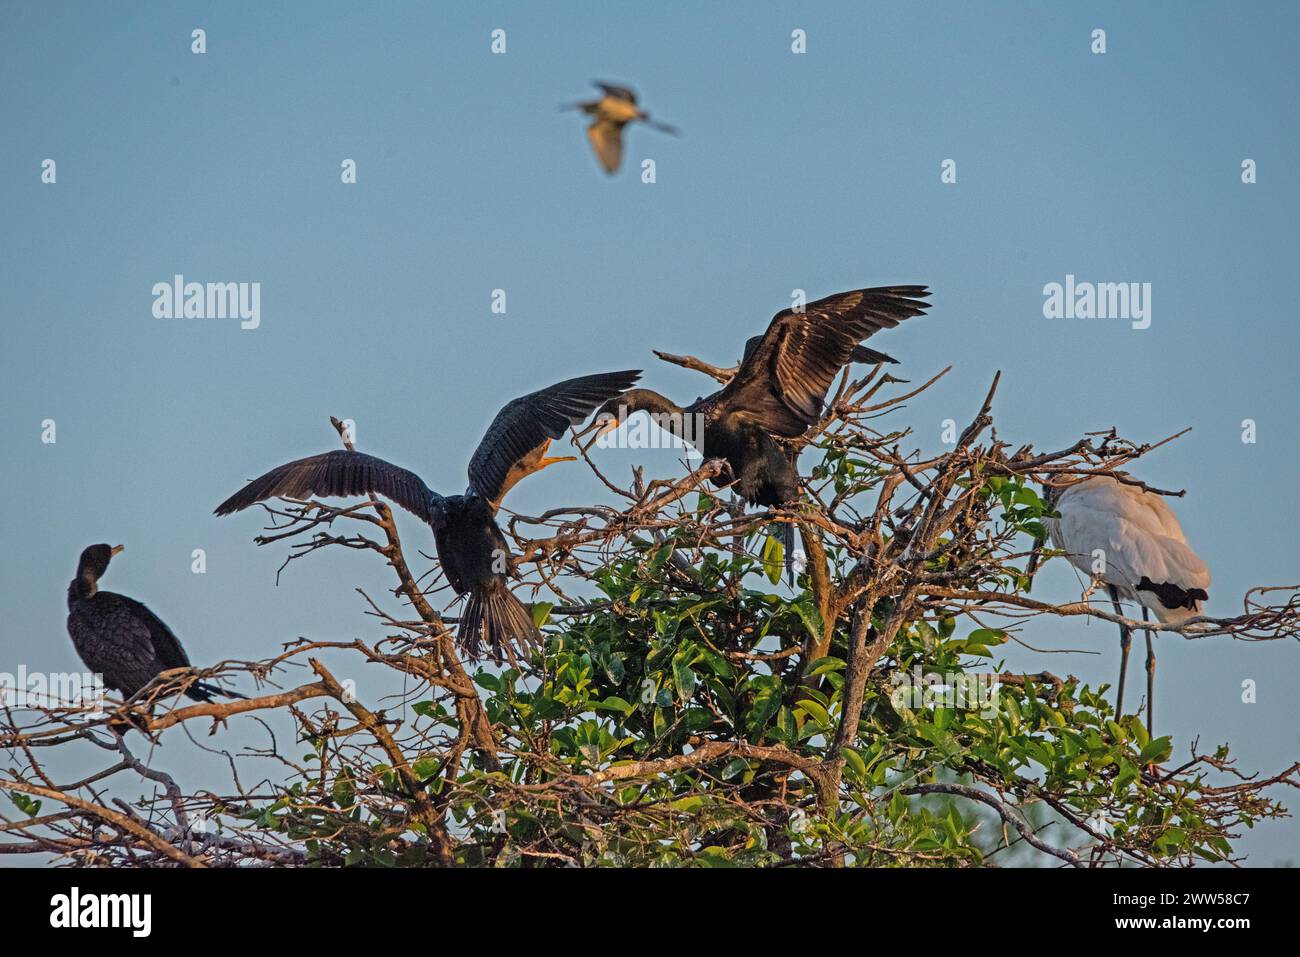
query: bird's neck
[
  {"left": 620, "top": 389, "right": 686, "bottom": 421},
  {"left": 69, "top": 572, "right": 98, "bottom": 602}
]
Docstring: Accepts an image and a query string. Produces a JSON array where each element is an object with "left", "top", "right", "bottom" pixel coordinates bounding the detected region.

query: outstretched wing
[
  {"left": 587, "top": 119, "right": 624, "bottom": 173},
  {"left": 718, "top": 286, "right": 930, "bottom": 436},
  {"left": 468, "top": 370, "right": 641, "bottom": 509},
  {"left": 741, "top": 336, "right": 898, "bottom": 367},
  {"left": 214, "top": 449, "right": 445, "bottom": 528}
]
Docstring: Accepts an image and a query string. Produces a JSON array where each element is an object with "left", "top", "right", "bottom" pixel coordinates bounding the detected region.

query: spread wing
[
  {"left": 587, "top": 119, "right": 624, "bottom": 173},
  {"left": 468, "top": 370, "right": 641, "bottom": 509},
  {"left": 718, "top": 286, "right": 930, "bottom": 437},
  {"left": 741, "top": 337, "right": 898, "bottom": 367},
  {"left": 214, "top": 449, "right": 445, "bottom": 528}
]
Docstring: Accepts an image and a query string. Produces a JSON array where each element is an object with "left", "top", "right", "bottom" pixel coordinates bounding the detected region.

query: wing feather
[
  {"left": 214, "top": 450, "right": 444, "bottom": 527},
  {"left": 719, "top": 286, "right": 929, "bottom": 436},
  {"left": 587, "top": 119, "right": 623, "bottom": 173},
  {"left": 1048, "top": 477, "right": 1210, "bottom": 596},
  {"left": 468, "top": 370, "right": 641, "bottom": 507}
]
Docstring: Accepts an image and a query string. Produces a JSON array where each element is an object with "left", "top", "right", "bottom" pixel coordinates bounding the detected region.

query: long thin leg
[
  {"left": 1143, "top": 606, "right": 1155, "bottom": 738},
  {"left": 1108, "top": 585, "right": 1132, "bottom": 716}
]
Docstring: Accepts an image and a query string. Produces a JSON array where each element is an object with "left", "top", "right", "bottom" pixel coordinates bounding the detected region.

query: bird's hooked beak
[
  {"left": 572, "top": 413, "right": 621, "bottom": 453},
  {"left": 110, "top": 544, "right": 125, "bottom": 556}
]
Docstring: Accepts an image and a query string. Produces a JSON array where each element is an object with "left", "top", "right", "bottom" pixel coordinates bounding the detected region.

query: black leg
[
  {"left": 1108, "top": 585, "right": 1132, "bottom": 716},
  {"left": 1143, "top": 606, "right": 1155, "bottom": 738}
]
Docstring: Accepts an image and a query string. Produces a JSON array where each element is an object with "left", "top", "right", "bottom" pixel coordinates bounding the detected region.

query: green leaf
[
  {"left": 805, "top": 656, "right": 845, "bottom": 678},
  {"left": 531, "top": 601, "right": 554, "bottom": 628},
  {"left": 1139, "top": 736, "right": 1173, "bottom": 765},
  {"left": 746, "top": 676, "right": 783, "bottom": 735},
  {"left": 721, "top": 758, "right": 749, "bottom": 781},
  {"left": 413, "top": 758, "right": 441, "bottom": 780},
  {"left": 1114, "top": 759, "right": 1140, "bottom": 793},
  {"left": 672, "top": 651, "right": 697, "bottom": 699},
  {"left": 795, "top": 698, "right": 831, "bottom": 726},
  {"left": 794, "top": 601, "right": 824, "bottom": 642},
  {"left": 528, "top": 697, "right": 565, "bottom": 720},
  {"left": 841, "top": 747, "right": 868, "bottom": 781},
  {"left": 761, "top": 534, "right": 784, "bottom": 585}
]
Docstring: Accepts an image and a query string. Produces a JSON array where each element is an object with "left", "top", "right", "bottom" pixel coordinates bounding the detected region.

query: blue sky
[{"left": 2, "top": 2, "right": 1297, "bottom": 864}]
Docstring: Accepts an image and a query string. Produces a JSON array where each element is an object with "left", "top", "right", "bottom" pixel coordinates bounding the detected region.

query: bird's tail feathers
[
  {"left": 187, "top": 680, "right": 247, "bottom": 702},
  {"left": 461, "top": 580, "right": 540, "bottom": 666}
]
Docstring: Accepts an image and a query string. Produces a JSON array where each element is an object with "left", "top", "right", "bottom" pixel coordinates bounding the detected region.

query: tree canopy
[{"left": 3, "top": 365, "right": 1297, "bottom": 867}]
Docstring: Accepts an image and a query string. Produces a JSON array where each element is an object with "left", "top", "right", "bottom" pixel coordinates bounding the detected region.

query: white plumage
[
  {"left": 1046, "top": 476, "right": 1210, "bottom": 623},
  {"left": 1042, "top": 475, "right": 1210, "bottom": 734}
]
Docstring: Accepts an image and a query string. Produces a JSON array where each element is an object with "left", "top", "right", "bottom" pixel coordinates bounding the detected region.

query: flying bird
[
  {"left": 574, "top": 287, "right": 930, "bottom": 573},
  {"left": 66, "top": 544, "right": 240, "bottom": 704},
  {"left": 215, "top": 371, "right": 641, "bottom": 664},
  {"left": 563, "top": 81, "right": 677, "bottom": 174},
  {"left": 1041, "top": 475, "right": 1210, "bottom": 735}
]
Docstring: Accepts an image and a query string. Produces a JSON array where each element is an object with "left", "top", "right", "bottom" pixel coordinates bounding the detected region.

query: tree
[{"left": 3, "top": 366, "right": 1297, "bottom": 867}]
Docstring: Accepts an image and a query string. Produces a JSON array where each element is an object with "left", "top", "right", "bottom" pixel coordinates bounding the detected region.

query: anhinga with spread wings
[
  {"left": 563, "top": 81, "right": 677, "bottom": 174},
  {"left": 67, "top": 544, "right": 241, "bottom": 703},
  {"left": 574, "top": 287, "right": 930, "bottom": 561},
  {"left": 215, "top": 371, "right": 641, "bottom": 664}
]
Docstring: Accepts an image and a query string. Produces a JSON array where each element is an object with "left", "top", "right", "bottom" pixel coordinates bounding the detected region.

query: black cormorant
[
  {"left": 215, "top": 371, "right": 641, "bottom": 664},
  {"left": 66, "top": 544, "right": 237, "bottom": 703},
  {"left": 563, "top": 81, "right": 677, "bottom": 174},
  {"left": 574, "top": 287, "right": 930, "bottom": 563}
]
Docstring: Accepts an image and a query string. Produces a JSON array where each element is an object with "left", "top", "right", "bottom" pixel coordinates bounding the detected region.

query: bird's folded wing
[
  {"left": 468, "top": 370, "right": 641, "bottom": 508},
  {"left": 214, "top": 449, "right": 445, "bottom": 527},
  {"left": 719, "top": 286, "right": 930, "bottom": 437},
  {"left": 113, "top": 594, "right": 194, "bottom": 672}
]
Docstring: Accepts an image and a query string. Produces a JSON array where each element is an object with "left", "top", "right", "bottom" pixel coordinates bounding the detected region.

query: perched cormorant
[
  {"left": 574, "top": 287, "right": 930, "bottom": 565},
  {"left": 563, "top": 81, "right": 677, "bottom": 174},
  {"left": 66, "top": 544, "right": 237, "bottom": 703},
  {"left": 215, "top": 371, "right": 641, "bottom": 664}
]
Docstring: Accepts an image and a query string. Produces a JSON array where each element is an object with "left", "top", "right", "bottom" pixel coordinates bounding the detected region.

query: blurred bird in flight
[{"left": 563, "top": 81, "right": 678, "bottom": 174}]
